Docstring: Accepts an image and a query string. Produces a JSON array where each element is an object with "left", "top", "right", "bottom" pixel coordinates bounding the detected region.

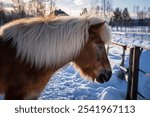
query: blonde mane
[{"left": 0, "top": 16, "right": 111, "bottom": 68}]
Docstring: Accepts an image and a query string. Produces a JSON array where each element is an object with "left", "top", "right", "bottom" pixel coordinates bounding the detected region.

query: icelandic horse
[{"left": 0, "top": 16, "right": 112, "bottom": 99}]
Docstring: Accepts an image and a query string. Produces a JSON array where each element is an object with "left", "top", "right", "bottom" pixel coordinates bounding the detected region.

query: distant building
[{"left": 50, "top": 9, "right": 69, "bottom": 16}]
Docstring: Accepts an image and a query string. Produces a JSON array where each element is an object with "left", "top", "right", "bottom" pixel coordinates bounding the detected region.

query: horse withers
[{"left": 0, "top": 16, "right": 112, "bottom": 99}]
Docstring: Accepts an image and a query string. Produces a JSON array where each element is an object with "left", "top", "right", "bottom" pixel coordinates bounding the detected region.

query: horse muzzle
[{"left": 96, "top": 70, "right": 112, "bottom": 83}]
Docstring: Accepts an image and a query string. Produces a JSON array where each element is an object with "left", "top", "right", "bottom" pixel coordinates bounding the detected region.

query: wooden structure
[{"left": 111, "top": 32, "right": 150, "bottom": 100}]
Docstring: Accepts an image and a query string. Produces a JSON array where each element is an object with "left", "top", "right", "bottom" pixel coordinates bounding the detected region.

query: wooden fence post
[
  {"left": 131, "top": 46, "right": 140, "bottom": 99},
  {"left": 126, "top": 46, "right": 141, "bottom": 100},
  {"left": 120, "top": 46, "right": 127, "bottom": 68},
  {"left": 126, "top": 48, "right": 134, "bottom": 100},
  {"left": 118, "top": 45, "right": 127, "bottom": 79}
]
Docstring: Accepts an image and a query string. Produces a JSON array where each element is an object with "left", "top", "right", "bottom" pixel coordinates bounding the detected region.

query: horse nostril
[
  {"left": 96, "top": 73, "right": 107, "bottom": 83},
  {"left": 96, "top": 71, "right": 112, "bottom": 83}
]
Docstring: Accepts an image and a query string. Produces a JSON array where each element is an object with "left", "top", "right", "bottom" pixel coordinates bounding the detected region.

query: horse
[{"left": 0, "top": 16, "right": 112, "bottom": 99}]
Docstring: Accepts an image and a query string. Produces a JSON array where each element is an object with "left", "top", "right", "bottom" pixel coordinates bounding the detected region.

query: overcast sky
[{"left": 1, "top": 0, "right": 150, "bottom": 16}]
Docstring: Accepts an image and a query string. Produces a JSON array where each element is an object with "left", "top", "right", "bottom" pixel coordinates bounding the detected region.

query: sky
[
  {"left": 56, "top": 0, "right": 150, "bottom": 16},
  {"left": 1, "top": 0, "right": 150, "bottom": 16}
]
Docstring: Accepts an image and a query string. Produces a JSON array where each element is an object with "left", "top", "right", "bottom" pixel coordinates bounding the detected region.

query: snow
[{"left": 112, "top": 32, "right": 150, "bottom": 49}]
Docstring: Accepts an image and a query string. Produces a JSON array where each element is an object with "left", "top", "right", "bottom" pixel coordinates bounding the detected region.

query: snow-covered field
[{"left": 39, "top": 33, "right": 150, "bottom": 100}]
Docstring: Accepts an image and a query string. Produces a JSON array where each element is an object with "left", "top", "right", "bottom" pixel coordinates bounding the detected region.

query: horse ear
[{"left": 89, "top": 21, "right": 106, "bottom": 33}]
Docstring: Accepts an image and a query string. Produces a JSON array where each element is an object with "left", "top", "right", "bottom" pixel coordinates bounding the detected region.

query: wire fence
[{"left": 110, "top": 32, "right": 150, "bottom": 100}]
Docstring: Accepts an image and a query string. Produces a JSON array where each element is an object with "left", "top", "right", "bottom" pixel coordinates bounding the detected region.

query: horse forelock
[
  {"left": 87, "top": 16, "right": 112, "bottom": 44},
  {"left": 0, "top": 16, "right": 111, "bottom": 69}
]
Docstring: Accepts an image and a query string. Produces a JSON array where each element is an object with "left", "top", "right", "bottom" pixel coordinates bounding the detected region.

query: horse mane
[{"left": 0, "top": 16, "right": 111, "bottom": 68}]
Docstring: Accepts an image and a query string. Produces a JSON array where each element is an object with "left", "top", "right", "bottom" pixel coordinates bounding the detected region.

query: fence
[{"left": 110, "top": 32, "right": 150, "bottom": 100}]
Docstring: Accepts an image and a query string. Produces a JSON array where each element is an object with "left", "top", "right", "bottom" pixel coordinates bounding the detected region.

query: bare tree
[
  {"left": 0, "top": 1, "right": 5, "bottom": 26},
  {"left": 12, "top": 0, "right": 25, "bottom": 12},
  {"left": 137, "top": 7, "right": 147, "bottom": 19},
  {"left": 136, "top": 7, "right": 148, "bottom": 32},
  {"left": 90, "top": 0, "right": 112, "bottom": 17},
  {"left": 147, "top": 7, "right": 150, "bottom": 18},
  {"left": 147, "top": 7, "right": 150, "bottom": 32},
  {"left": 101, "top": 0, "right": 113, "bottom": 17},
  {"left": 106, "top": 0, "right": 113, "bottom": 16},
  {"left": 27, "top": 0, "right": 46, "bottom": 16},
  {"left": 0, "top": 1, "right": 3, "bottom": 10},
  {"left": 80, "top": 8, "right": 88, "bottom": 16},
  {"left": 133, "top": 5, "right": 136, "bottom": 18},
  {"left": 49, "top": 0, "right": 56, "bottom": 13}
]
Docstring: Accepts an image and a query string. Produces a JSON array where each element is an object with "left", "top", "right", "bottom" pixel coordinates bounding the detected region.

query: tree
[
  {"left": 133, "top": 5, "right": 139, "bottom": 19},
  {"left": 101, "top": 0, "right": 113, "bottom": 17},
  {"left": 11, "top": 0, "right": 27, "bottom": 19},
  {"left": 147, "top": 7, "right": 150, "bottom": 19},
  {"left": 49, "top": 0, "right": 56, "bottom": 13},
  {"left": 27, "top": 0, "right": 46, "bottom": 16},
  {"left": 0, "top": 1, "right": 3, "bottom": 10},
  {"left": 147, "top": 7, "right": 150, "bottom": 32},
  {"left": 105, "top": 0, "right": 113, "bottom": 16},
  {"left": 80, "top": 8, "right": 88, "bottom": 16},
  {"left": 113, "top": 7, "right": 123, "bottom": 31},
  {"left": 0, "top": 4, "right": 6, "bottom": 26},
  {"left": 137, "top": 7, "right": 147, "bottom": 20},
  {"left": 122, "top": 8, "right": 131, "bottom": 21},
  {"left": 122, "top": 8, "right": 131, "bottom": 31},
  {"left": 12, "top": 0, "right": 25, "bottom": 12},
  {"left": 90, "top": 0, "right": 112, "bottom": 17}
]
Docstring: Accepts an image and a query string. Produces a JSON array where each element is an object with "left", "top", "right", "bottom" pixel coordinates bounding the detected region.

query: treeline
[
  {"left": 80, "top": 2, "right": 150, "bottom": 32},
  {"left": 110, "top": 7, "right": 150, "bottom": 31},
  {"left": 0, "top": 0, "right": 56, "bottom": 26},
  {"left": 0, "top": 9, "right": 31, "bottom": 26},
  {"left": 110, "top": 18, "right": 150, "bottom": 27}
]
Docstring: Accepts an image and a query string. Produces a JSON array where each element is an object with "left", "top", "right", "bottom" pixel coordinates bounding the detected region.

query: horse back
[
  {"left": 0, "top": 38, "right": 54, "bottom": 99},
  {"left": 0, "top": 38, "right": 16, "bottom": 92}
]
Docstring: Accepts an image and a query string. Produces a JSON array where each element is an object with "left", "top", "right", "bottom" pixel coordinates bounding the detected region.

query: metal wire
[{"left": 139, "top": 69, "right": 150, "bottom": 77}]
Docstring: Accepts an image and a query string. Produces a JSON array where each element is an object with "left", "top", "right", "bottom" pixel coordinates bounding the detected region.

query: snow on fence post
[{"left": 126, "top": 46, "right": 141, "bottom": 100}]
